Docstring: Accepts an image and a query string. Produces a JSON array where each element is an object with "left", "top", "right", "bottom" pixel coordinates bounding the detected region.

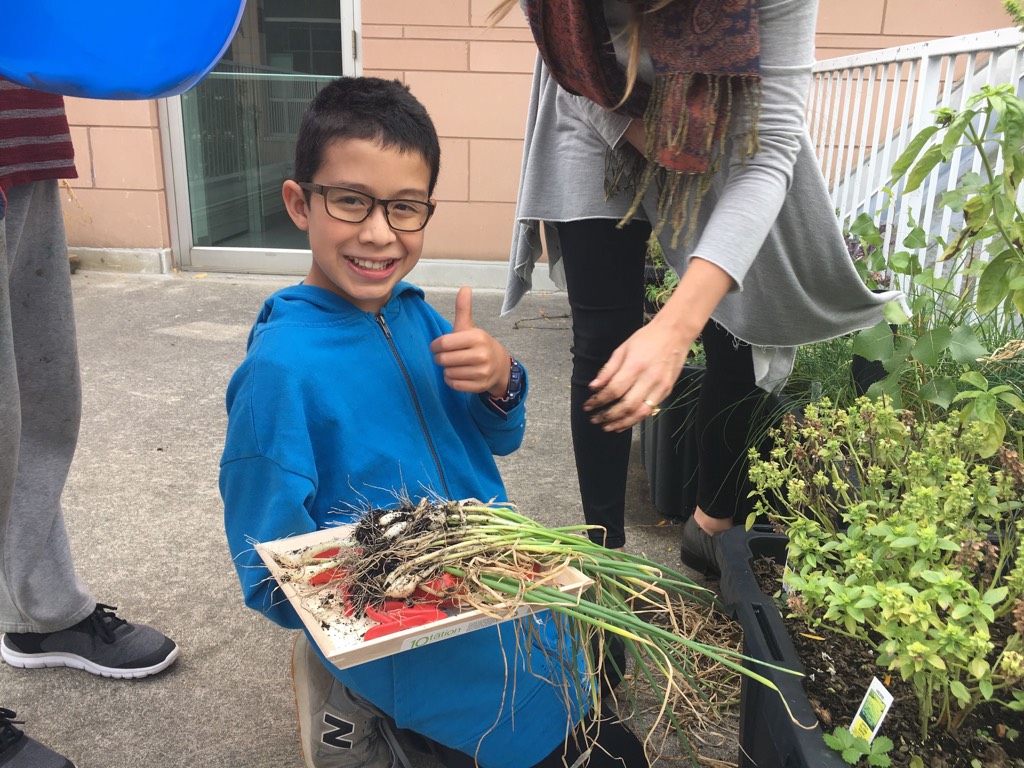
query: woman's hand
[
  {"left": 583, "top": 316, "right": 693, "bottom": 432},
  {"left": 584, "top": 257, "right": 735, "bottom": 432}
]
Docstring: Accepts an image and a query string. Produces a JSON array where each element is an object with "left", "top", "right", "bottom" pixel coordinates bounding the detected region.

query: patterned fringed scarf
[{"left": 524, "top": 0, "right": 762, "bottom": 247}]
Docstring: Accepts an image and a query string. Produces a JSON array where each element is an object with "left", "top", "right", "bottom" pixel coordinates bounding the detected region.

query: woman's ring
[{"left": 644, "top": 399, "right": 661, "bottom": 416}]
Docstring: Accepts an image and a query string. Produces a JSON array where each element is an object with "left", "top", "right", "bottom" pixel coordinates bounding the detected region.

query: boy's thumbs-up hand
[
  {"left": 430, "top": 286, "right": 511, "bottom": 398},
  {"left": 452, "top": 284, "right": 474, "bottom": 332}
]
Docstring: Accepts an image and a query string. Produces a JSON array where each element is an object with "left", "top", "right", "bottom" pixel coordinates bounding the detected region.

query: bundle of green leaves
[
  {"left": 846, "top": 84, "right": 1024, "bottom": 455},
  {"left": 748, "top": 397, "right": 1024, "bottom": 740}
]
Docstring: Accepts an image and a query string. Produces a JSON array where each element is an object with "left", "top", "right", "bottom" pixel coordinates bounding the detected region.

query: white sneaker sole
[{"left": 0, "top": 636, "right": 179, "bottom": 679}]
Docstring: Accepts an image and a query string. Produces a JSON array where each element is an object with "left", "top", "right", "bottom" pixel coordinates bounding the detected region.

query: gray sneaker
[
  {"left": 0, "top": 604, "right": 178, "bottom": 679},
  {"left": 0, "top": 708, "right": 75, "bottom": 768},
  {"left": 292, "top": 633, "right": 399, "bottom": 768}
]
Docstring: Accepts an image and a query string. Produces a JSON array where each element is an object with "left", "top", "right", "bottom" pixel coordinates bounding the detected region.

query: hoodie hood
[{"left": 246, "top": 281, "right": 424, "bottom": 351}]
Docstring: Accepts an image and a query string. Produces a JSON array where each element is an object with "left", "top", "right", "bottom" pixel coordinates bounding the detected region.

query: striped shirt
[{"left": 0, "top": 78, "right": 77, "bottom": 193}]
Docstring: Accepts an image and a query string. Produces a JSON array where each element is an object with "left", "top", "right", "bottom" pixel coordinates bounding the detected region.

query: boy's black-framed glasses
[{"left": 296, "top": 182, "right": 435, "bottom": 232}]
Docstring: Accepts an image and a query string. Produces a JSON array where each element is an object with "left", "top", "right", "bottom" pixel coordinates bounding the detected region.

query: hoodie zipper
[{"left": 375, "top": 313, "right": 451, "bottom": 499}]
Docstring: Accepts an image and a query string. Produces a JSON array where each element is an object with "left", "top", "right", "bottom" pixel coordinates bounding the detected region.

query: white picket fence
[{"left": 807, "top": 27, "right": 1024, "bottom": 298}]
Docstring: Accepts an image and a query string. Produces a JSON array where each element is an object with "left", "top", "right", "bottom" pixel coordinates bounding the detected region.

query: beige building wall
[{"left": 61, "top": 0, "right": 1013, "bottom": 271}]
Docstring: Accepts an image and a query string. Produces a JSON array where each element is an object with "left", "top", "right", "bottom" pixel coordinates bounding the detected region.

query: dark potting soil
[{"left": 751, "top": 556, "right": 1024, "bottom": 768}]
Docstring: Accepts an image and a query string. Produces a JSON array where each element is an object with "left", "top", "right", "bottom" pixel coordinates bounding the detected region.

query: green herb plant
[
  {"left": 823, "top": 728, "right": 895, "bottom": 767},
  {"left": 644, "top": 234, "right": 679, "bottom": 315},
  {"left": 846, "top": 84, "right": 1024, "bottom": 456},
  {"left": 748, "top": 398, "right": 1024, "bottom": 741}
]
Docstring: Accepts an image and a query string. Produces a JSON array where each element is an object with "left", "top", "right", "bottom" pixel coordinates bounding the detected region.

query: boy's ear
[{"left": 282, "top": 180, "right": 310, "bottom": 231}]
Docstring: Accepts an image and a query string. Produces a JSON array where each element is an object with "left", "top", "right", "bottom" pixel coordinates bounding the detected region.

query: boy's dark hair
[{"left": 293, "top": 77, "right": 441, "bottom": 195}]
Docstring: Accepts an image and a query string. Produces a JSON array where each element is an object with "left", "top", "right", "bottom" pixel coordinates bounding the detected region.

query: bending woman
[{"left": 494, "top": 0, "right": 902, "bottom": 570}]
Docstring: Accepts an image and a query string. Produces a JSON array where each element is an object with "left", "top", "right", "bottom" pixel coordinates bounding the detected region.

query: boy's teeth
[{"left": 351, "top": 257, "right": 390, "bottom": 271}]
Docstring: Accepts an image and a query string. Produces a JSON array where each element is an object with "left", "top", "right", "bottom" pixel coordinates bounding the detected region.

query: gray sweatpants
[{"left": 0, "top": 179, "right": 95, "bottom": 633}]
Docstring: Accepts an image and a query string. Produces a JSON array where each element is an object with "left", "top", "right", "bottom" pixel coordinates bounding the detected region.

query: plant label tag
[
  {"left": 850, "top": 677, "right": 894, "bottom": 743},
  {"left": 781, "top": 551, "right": 793, "bottom": 594}
]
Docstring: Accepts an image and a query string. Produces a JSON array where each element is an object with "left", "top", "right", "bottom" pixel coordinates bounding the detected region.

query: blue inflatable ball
[{"left": 0, "top": 1, "right": 246, "bottom": 99}]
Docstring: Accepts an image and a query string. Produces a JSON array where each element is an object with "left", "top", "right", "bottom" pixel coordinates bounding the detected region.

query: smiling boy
[{"left": 220, "top": 77, "right": 646, "bottom": 768}]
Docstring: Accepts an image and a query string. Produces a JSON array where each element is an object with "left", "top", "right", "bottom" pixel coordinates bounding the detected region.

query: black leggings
[{"left": 556, "top": 218, "right": 766, "bottom": 542}]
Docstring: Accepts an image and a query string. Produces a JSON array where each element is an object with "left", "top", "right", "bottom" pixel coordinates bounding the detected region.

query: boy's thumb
[{"left": 453, "top": 286, "right": 474, "bottom": 331}]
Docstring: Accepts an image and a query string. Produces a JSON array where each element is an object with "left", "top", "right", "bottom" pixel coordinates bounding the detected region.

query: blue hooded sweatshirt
[{"left": 221, "top": 283, "right": 581, "bottom": 767}]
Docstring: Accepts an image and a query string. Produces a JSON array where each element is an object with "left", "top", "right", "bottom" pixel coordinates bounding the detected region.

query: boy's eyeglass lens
[{"left": 297, "top": 183, "right": 434, "bottom": 232}]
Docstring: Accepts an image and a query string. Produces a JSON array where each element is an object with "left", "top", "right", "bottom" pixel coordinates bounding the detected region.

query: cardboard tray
[{"left": 256, "top": 526, "right": 593, "bottom": 670}]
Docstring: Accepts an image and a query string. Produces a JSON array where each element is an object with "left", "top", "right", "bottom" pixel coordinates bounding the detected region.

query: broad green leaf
[
  {"left": 951, "top": 603, "right": 972, "bottom": 620},
  {"left": 958, "top": 170, "right": 986, "bottom": 193},
  {"left": 950, "top": 679, "right": 971, "bottom": 704},
  {"left": 890, "top": 336, "right": 915, "bottom": 370},
  {"left": 948, "top": 325, "right": 989, "bottom": 365},
  {"left": 910, "top": 327, "right": 952, "bottom": 366},
  {"left": 960, "top": 370, "right": 989, "bottom": 390},
  {"left": 953, "top": 389, "right": 981, "bottom": 402},
  {"left": 978, "top": 416, "right": 1007, "bottom": 458},
  {"left": 919, "top": 376, "right": 957, "bottom": 408},
  {"left": 977, "top": 250, "right": 1018, "bottom": 313},
  {"left": 889, "top": 250, "right": 915, "bottom": 274},
  {"left": 883, "top": 301, "right": 910, "bottom": 325},
  {"left": 981, "top": 677, "right": 995, "bottom": 699},
  {"left": 905, "top": 146, "right": 944, "bottom": 194},
  {"left": 938, "top": 188, "right": 967, "bottom": 211},
  {"left": 927, "top": 654, "right": 946, "bottom": 670},
  {"left": 902, "top": 224, "right": 928, "bottom": 250},
  {"left": 969, "top": 657, "right": 990, "bottom": 679},
  {"left": 993, "top": 191, "right": 1017, "bottom": 229},
  {"left": 974, "top": 392, "right": 998, "bottom": 423},
  {"left": 891, "top": 127, "right": 940, "bottom": 182},
  {"left": 849, "top": 212, "right": 883, "bottom": 247},
  {"left": 983, "top": 586, "right": 1008, "bottom": 604},
  {"left": 853, "top": 321, "right": 896, "bottom": 362},
  {"left": 867, "top": 375, "right": 904, "bottom": 406},
  {"left": 940, "top": 110, "right": 972, "bottom": 156},
  {"left": 997, "top": 391, "right": 1024, "bottom": 414}
]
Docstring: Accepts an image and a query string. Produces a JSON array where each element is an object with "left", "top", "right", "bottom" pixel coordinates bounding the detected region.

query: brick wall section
[
  {"left": 816, "top": 0, "right": 1010, "bottom": 59},
  {"left": 362, "top": 1, "right": 536, "bottom": 261},
  {"left": 62, "top": 97, "right": 169, "bottom": 250},
  {"left": 57, "top": 0, "right": 1014, "bottom": 266}
]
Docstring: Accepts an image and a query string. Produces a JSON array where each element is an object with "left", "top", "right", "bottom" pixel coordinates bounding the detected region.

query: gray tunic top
[{"left": 503, "top": 0, "right": 903, "bottom": 389}]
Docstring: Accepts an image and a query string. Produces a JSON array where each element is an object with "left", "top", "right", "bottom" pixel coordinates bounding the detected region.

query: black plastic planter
[
  {"left": 717, "top": 526, "right": 844, "bottom": 768},
  {"left": 638, "top": 365, "right": 703, "bottom": 521}
]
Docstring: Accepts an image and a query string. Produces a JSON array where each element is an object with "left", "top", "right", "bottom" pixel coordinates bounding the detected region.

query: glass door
[{"left": 164, "top": 0, "right": 360, "bottom": 273}]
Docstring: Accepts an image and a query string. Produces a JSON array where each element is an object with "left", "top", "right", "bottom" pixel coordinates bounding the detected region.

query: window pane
[{"left": 182, "top": 0, "right": 342, "bottom": 249}]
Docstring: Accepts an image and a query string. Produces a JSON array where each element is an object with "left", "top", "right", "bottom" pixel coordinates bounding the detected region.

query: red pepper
[
  {"left": 410, "top": 572, "right": 464, "bottom": 608},
  {"left": 362, "top": 603, "right": 448, "bottom": 640},
  {"left": 308, "top": 566, "right": 346, "bottom": 587}
]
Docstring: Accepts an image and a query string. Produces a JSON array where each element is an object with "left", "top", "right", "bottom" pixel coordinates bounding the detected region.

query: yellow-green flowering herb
[{"left": 749, "top": 397, "right": 1024, "bottom": 740}]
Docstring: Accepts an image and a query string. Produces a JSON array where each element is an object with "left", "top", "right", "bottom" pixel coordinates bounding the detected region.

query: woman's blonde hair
[{"left": 487, "top": 0, "right": 676, "bottom": 108}]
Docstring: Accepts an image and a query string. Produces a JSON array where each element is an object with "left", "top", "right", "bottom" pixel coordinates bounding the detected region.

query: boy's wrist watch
[
  {"left": 492, "top": 357, "right": 524, "bottom": 406},
  {"left": 504, "top": 357, "right": 524, "bottom": 402}
]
